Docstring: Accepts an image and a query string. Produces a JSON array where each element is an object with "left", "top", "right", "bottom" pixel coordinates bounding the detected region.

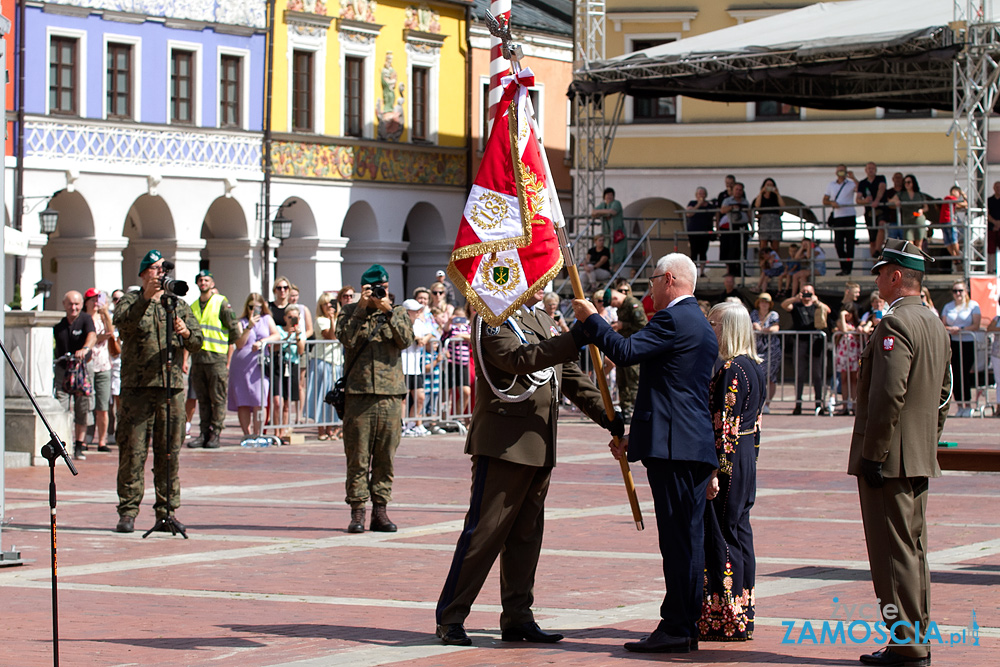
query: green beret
[
  {"left": 361, "top": 264, "right": 389, "bottom": 286},
  {"left": 139, "top": 249, "right": 162, "bottom": 276},
  {"left": 602, "top": 288, "right": 612, "bottom": 307},
  {"left": 871, "top": 238, "right": 933, "bottom": 274},
  {"left": 196, "top": 269, "right": 213, "bottom": 279}
]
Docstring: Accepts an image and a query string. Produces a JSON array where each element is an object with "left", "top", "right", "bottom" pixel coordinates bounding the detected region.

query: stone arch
[
  {"left": 202, "top": 197, "right": 254, "bottom": 301},
  {"left": 402, "top": 201, "right": 448, "bottom": 294},
  {"left": 40, "top": 190, "right": 99, "bottom": 308},
  {"left": 121, "top": 194, "right": 178, "bottom": 286},
  {"left": 622, "top": 197, "right": 685, "bottom": 265},
  {"left": 280, "top": 196, "right": 318, "bottom": 239},
  {"left": 340, "top": 200, "right": 406, "bottom": 290}
]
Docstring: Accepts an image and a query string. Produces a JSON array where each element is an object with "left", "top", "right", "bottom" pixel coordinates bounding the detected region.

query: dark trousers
[
  {"left": 191, "top": 360, "right": 228, "bottom": 435},
  {"left": 795, "top": 338, "right": 824, "bottom": 405},
  {"left": 644, "top": 458, "right": 714, "bottom": 639},
  {"left": 950, "top": 339, "right": 976, "bottom": 403},
  {"left": 117, "top": 387, "right": 184, "bottom": 519},
  {"left": 688, "top": 232, "right": 710, "bottom": 263},
  {"left": 719, "top": 225, "right": 748, "bottom": 276},
  {"left": 830, "top": 215, "right": 856, "bottom": 274},
  {"left": 436, "top": 456, "right": 551, "bottom": 629},
  {"left": 858, "top": 476, "right": 931, "bottom": 659}
]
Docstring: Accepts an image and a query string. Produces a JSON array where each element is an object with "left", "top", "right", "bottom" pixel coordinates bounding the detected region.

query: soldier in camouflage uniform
[
  {"left": 113, "top": 250, "right": 203, "bottom": 533},
  {"left": 603, "top": 287, "right": 648, "bottom": 420},
  {"left": 335, "top": 264, "right": 414, "bottom": 533},
  {"left": 187, "top": 270, "right": 239, "bottom": 449}
]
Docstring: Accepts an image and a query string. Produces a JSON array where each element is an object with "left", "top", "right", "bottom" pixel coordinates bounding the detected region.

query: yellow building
[
  {"left": 594, "top": 0, "right": 956, "bottom": 275},
  {"left": 267, "top": 0, "right": 473, "bottom": 301}
]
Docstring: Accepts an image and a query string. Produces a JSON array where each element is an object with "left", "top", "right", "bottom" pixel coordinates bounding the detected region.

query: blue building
[{"left": 9, "top": 0, "right": 266, "bottom": 304}]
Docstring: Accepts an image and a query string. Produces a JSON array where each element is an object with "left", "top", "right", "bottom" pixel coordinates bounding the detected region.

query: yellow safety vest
[{"left": 192, "top": 294, "right": 228, "bottom": 355}]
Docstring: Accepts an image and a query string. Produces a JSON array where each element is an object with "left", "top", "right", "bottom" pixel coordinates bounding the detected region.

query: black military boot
[
  {"left": 370, "top": 503, "right": 397, "bottom": 532},
  {"left": 204, "top": 432, "right": 221, "bottom": 449},
  {"left": 187, "top": 428, "right": 210, "bottom": 448},
  {"left": 347, "top": 503, "right": 366, "bottom": 533}
]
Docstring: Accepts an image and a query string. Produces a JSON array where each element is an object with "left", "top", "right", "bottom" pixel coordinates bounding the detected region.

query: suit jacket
[
  {"left": 848, "top": 295, "right": 951, "bottom": 479},
  {"left": 466, "top": 307, "right": 606, "bottom": 468},
  {"left": 580, "top": 296, "right": 719, "bottom": 467}
]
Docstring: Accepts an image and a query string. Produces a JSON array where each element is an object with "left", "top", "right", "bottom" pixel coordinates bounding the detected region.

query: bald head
[{"left": 62, "top": 291, "right": 83, "bottom": 321}]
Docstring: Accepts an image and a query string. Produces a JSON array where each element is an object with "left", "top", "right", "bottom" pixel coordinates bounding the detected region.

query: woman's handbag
[
  {"left": 62, "top": 357, "right": 93, "bottom": 397},
  {"left": 612, "top": 228, "right": 625, "bottom": 244}
]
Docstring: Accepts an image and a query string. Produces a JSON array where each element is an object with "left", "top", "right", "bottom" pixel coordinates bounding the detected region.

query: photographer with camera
[
  {"left": 112, "top": 250, "right": 202, "bottom": 533},
  {"left": 335, "top": 264, "right": 414, "bottom": 534}
]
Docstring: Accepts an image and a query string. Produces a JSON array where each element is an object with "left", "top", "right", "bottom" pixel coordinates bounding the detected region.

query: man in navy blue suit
[{"left": 572, "top": 253, "right": 719, "bottom": 653}]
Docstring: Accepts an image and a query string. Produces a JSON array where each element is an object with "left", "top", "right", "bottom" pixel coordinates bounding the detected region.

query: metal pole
[{"left": 261, "top": 0, "right": 277, "bottom": 292}]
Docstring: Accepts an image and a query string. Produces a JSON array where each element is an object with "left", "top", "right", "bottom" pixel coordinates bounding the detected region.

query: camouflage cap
[
  {"left": 361, "top": 264, "right": 389, "bottom": 286},
  {"left": 139, "top": 249, "right": 162, "bottom": 275}
]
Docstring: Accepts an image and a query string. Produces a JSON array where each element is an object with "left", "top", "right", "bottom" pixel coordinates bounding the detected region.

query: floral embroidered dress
[{"left": 700, "top": 355, "right": 766, "bottom": 642}]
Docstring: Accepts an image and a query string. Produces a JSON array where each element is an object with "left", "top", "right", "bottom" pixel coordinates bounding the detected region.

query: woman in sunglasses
[
  {"left": 429, "top": 281, "right": 454, "bottom": 319},
  {"left": 941, "top": 281, "right": 982, "bottom": 417}
]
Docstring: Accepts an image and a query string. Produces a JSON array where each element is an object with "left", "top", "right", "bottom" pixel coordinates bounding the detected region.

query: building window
[
  {"left": 631, "top": 39, "right": 676, "bottom": 123},
  {"left": 107, "top": 43, "right": 132, "bottom": 119},
  {"left": 171, "top": 50, "right": 195, "bottom": 124},
  {"left": 292, "top": 50, "right": 314, "bottom": 132},
  {"left": 50, "top": 36, "right": 78, "bottom": 115},
  {"left": 755, "top": 101, "right": 800, "bottom": 120},
  {"left": 219, "top": 54, "right": 242, "bottom": 128},
  {"left": 345, "top": 56, "right": 364, "bottom": 137},
  {"left": 412, "top": 66, "right": 429, "bottom": 142}
]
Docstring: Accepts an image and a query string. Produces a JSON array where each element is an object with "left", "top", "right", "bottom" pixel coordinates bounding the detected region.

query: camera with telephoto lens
[
  {"left": 370, "top": 284, "right": 387, "bottom": 300},
  {"left": 158, "top": 261, "right": 189, "bottom": 297}
]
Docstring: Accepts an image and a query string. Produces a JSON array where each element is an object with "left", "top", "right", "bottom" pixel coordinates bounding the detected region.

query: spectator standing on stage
[
  {"left": 719, "top": 183, "right": 750, "bottom": 277},
  {"left": 113, "top": 250, "right": 202, "bottom": 533},
  {"left": 782, "top": 285, "right": 831, "bottom": 415},
  {"left": 580, "top": 234, "right": 613, "bottom": 292},
  {"left": 716, "top": 174, "right": 735, "bottom": 214},
  {"left": 336, "top": 264, "right": 414, "bottom": 533},
  {"left": 790, "top": 239, "right": 827, "bottom": 296},
  {"left": 187, "top": 270, "right": 239, "bottom": 449},
  {"left": 856, "top": 162, "right": 888, "bottom": 258},
  {"left": 591, "top": 187, "right": 626, "bottom": 268},
  {"left": 941, "top": 281, "right": 981, "bottom": 417},
  {"left": 756, "top": 247, "right": 783, "bottom": 294},
  {"left": 883, "top": 172, "right": 906, "bottom": 241},
  {"left": 937, "top": 185, "right": 965, "bottom": 259},
  {"left": 54, "top": 290, "right": 96, "bottom": 460},
  {"left": 887, "top": 174, "right": 930, "bottom": 247},
  {"left": 986, "top": 182, "right": 1000, "bottom": 274},
  {"left": 83, "top": 288, "right": 114, "bottom": 453},
  {"left": 686, "top": 187, "right": 714, "bottom": 277},
  {"left": 823, "top": 164, "right": 859, "bottom": 276},
  {"left": 753, "top": 178, "right": 784, "bottom": 254}
]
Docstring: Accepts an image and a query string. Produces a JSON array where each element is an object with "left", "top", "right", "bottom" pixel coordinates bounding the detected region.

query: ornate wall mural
[
  {"left": 272, "top": 140, "right": 465, "bottom": 186},
  {"left": 338, "top": 0, "right": 376, "bottom": 23},
  {"left": 403, "top": 4, "right": 441, "bottom": 33}
]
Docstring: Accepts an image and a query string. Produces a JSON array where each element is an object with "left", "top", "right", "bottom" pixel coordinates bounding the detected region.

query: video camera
[{"left": 159, "top": 261, "right": 189, "bottom": 297}]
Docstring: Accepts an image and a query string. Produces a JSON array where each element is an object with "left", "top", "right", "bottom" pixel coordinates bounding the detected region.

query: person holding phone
[{"left": 229, "top": 293, "right": 281, "bottom": 441}]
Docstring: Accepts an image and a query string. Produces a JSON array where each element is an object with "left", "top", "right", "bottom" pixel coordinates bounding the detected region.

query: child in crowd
[
  {"left": 756, "top": 247, "right": 784, "bottom": 293},
  {"left": 778, "top": 243, "right": 800, "bottom": 296}
]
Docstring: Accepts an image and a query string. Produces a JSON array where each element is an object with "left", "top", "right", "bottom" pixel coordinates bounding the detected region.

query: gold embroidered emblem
[
  {"left": 469, "top": 190, "right": 508, "bottom": 231},
  {"left": 518, "top": 158, "right": 546, "bottom": 222},
  {"left": 480, "top": 254, "right": 520, "bottom": 296}
]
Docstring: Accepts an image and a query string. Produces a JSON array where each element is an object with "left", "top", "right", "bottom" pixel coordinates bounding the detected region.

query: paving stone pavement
[{"left": 0, "top": 411, "right": 997, "bottom": 666}]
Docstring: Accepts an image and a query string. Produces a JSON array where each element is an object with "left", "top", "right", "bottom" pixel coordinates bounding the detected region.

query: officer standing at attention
[
  {"left": 113, "top": 250, "right": 202, "bottom": 533},
  {"left": 335, "top": 264, "right": 414, "bottom": 533},
  {"left": 435, "top": 289, "right": 623, "bottom": 646},
  {"left": 849, "top": 238, "right": 951, "bottom": 667},
  {"left": 604, "top": 286, "right": 647, "bottom": 421},
  {"left": 188, "top": 270, "right": 239, "bottom": 449}
]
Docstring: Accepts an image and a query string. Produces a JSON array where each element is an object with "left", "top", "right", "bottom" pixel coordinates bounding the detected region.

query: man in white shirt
[{"left": 823, "top": 164, "right": 859, "bottom": 276}]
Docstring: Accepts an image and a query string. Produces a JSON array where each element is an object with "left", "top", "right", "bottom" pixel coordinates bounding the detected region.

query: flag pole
[{"left": 486, "top": 10, "right": 642, "bottom": 530}]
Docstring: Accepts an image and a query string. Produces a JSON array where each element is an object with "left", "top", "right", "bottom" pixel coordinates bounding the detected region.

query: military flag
[{"left": 447, "top": 67, "right": 563, "bottom": 327}]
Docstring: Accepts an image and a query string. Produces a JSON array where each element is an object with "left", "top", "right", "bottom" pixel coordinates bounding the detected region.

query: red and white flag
[{"left": 447, "top": 68, "right": 563, "bottom": 327}]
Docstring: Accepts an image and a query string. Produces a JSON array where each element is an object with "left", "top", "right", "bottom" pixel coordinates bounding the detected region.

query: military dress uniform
[
  {"left": 436, "top": 305, "right": 610, "bottom": 644},
  {"left": 335, "top": 285, "right": 414, "bottom": 530},
  {"left": 615, "top": 293, "right": 648, "bottom": 418},
  {"left": 189, "top": 289, "right": 239, "bottom": 448},
  {"left": 113, "top": 290, "right": 202, "bottom": 524},
  {"left": 848, "top": 240, "right": 951, "bottom": 666}
]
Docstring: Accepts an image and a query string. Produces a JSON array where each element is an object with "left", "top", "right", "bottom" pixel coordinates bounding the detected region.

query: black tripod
[
  {"left": 142, "top": 292, "right": 188, "bottom": 539},
  {"left": 0, "top": 338, "right": 78, "bottom": 666}
]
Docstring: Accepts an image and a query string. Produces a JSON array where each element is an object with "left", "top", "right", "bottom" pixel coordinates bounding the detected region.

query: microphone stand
[
  {"left": 0, "top": 338, "right": 78, "bottom": 667},
  {"left": 142, "top": 292, "right": 188, "bottom": 539}
]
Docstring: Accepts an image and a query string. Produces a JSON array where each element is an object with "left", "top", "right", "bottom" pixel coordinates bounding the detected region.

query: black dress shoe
[
  {"left": 115, "top": 515, "right": 134, "bottom": 533},
  {"left": 624, "top": 629, "right": 693, "bottom": 653},
  {"left": 860, "top": 647, "right": 930, "bottom": 666},
  {"left": 436, "top": 623, "right": 472, "bottom": 646},
  {"left": 501, "top": 621, "right": 564, "bottom": 643},
  {"left": 792, "top": 404, "right": 803, "bottom": 416}
]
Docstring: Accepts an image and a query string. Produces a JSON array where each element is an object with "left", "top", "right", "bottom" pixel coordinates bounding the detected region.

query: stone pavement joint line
[{"left": 0, "top": 415, "right": 996, "bottom": 666}]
